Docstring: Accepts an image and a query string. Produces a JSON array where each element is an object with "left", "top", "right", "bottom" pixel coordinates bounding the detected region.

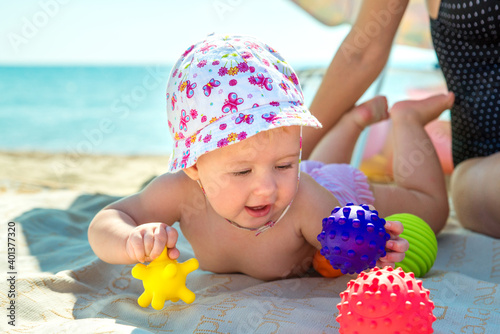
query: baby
[{"left": 89, "top": 34, "right": 450, "bottom": 281}]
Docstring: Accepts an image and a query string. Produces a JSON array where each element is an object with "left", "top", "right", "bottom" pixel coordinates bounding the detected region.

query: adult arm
[{"left": 303, "top": 0, "right": 409, "bottom": 156}]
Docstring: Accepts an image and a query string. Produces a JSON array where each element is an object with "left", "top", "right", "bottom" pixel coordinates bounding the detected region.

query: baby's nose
[{"left": 252, "top": 172, "right": 278, "bottom": 198}]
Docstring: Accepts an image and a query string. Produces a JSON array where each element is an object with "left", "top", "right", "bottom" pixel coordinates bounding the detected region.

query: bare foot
[
  {"left": 390, "top": 92, "right": 455, "bottom": 126},
  {"left": 349, "top": 95, "right": 389, "bottom": 130}
]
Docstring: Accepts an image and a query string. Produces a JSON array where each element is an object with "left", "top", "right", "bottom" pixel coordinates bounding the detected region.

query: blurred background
[
  {"left": 0, "top": 0, "right": 347, "bottom": 155},
  {"left": 0, "top": 0, "right": 450, "bottom": 194}
]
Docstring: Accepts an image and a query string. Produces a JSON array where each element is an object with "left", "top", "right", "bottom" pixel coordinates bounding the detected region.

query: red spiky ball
[{"left": 336, "top": 266, "right": 436, "bottom": 334}]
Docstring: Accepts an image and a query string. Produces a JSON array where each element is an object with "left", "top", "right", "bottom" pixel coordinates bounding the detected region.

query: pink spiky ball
[{"left": 336, "top": 266, "right": 436, "bottom": 334}]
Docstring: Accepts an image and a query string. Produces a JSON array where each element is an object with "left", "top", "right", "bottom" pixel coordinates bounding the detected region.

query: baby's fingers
[
  {"left": 167, "top": 247, "right": 180, "bottom": 260},
  {"left": 149, "top": 225, "right": 168, "bottom": 259},
  {"left": 386, "top": 238, "right": 409, "bottom": 253},
  {"left": 378, "top": 250, "right": 405, "bottom": 265},
  {"left": 378, "top": 236, "right": 409, "bottom": 266},
  {"left": 165, "top": 226, "right": 180, "bottom": 260},
  {"left": 384, "top": 220, "right": 404, "bottom": 237},
  {"left": 127, "top": 233, "right": 146, "bottom": 263},
  {"left": 166, "top": 226, "right": 178, "bottom": 249},
  {"left": 143, "top": 229, "right": 155, "bottom": 258}
]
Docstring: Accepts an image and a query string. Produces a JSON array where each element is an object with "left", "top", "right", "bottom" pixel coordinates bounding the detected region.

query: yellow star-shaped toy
[{"left": 131, "top": 248, "right": 199, "bottom": 310}]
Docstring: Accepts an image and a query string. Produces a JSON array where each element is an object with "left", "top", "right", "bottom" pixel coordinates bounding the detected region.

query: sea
[
  {"left": 0, "top": 59, "right": 445, "bottom": 156},
  {"left": 0, "top": 65, "right": 175, "bottom": 155}
]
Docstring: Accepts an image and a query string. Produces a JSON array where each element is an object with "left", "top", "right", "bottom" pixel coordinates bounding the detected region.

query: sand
[{"left": 0, "top": 151, "right": 170, "bottom": 196}]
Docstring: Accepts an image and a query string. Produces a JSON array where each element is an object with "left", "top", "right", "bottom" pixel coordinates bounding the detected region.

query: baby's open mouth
[{"left": 245, "top": 204, "right": 271, "bottom": 218}]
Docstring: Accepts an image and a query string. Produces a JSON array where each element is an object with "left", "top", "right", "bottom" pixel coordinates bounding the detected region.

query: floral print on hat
[{"left": 166, "top": 34, "right": 322, "bottom": 173}]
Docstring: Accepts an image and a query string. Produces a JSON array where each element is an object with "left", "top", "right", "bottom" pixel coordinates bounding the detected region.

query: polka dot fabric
[
  {"left": 430, "top": 0, "right": 500, "bottom": 166},
  {"left": 165, "top": 34, "right": 322, "bottom": 173}
]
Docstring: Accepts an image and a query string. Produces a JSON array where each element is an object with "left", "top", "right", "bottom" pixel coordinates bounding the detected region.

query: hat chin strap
[
  {"left": 197, "top": 127, "right": 303, "bottom": 236},
  {"left": 224, "top": 200, "right": 293, "bottom": 236}
]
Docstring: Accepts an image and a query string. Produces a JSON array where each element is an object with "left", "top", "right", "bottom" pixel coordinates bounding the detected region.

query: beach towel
[{"left": 1, "top": 189, "right": 499, "bottom": 333}]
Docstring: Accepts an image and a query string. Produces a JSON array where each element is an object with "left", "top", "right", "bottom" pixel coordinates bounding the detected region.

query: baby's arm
[
  {"left": 88, "top": 172, "right": 188, "bottom": 264},
  {"left": 298, "top": 177, "right": 409, "bottom": 269}
]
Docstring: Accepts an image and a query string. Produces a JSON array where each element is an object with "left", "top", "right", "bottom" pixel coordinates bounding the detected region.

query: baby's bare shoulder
[
  {"left": 109, "top": 171, "right": 197, "bottom": 226},
  {"left": 296, "top": 172, "right": 339, "bottom": 209},
  {"left": 141, "top": 171, "right": 198, "bottom": 206},
  {"left": 149, "top": 171, "right": 193, "bottom": 190}
]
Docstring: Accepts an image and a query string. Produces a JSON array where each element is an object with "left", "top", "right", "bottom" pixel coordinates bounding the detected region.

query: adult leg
[
  {"left": 451, "top": 153, "right": 500, "bottom": 237},
  {"left": 371, "top": 93, "right": 454, "bottom": 234}
]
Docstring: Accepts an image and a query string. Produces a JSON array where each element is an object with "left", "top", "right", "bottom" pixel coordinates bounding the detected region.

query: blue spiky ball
[{"left": 317, "top": 203, "right": 390, "bottom": 275}]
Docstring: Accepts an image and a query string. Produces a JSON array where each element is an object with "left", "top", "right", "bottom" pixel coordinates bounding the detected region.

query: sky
[{"left": 0, "top": 0, "right": 353, "bottom": 67}]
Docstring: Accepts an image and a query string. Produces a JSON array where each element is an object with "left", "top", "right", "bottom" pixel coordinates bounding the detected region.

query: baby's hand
[
  {"left": 126, "top": 223, "right": 180, "bottom": 263},
  {"left": 376, "top": 220, "right": 409, "bottom": 268}
]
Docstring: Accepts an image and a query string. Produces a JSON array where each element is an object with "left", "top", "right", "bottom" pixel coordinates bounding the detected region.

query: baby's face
[{"left": 195, "top": 126, "right": 301, "bottom": 229}]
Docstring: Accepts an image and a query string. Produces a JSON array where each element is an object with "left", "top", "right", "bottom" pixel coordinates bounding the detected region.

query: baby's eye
[
  {"left": 233, "top": 169, "right": 251, "bottom": 176},
  {"left": 276, "top": 164, "right": 292, "bottom": 170}
]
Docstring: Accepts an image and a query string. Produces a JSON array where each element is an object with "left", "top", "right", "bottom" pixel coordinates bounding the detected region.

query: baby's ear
[{"left": 183, "top": 165, "right": 200, "bottom": 181}]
